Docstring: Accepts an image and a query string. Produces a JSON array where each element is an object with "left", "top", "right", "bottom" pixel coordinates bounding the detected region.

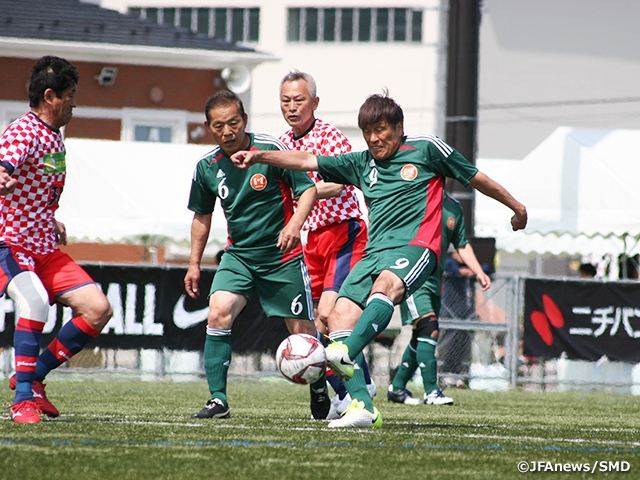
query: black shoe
[
  {"left": 310, "top": 385, "right": 331, "bottom": 419},
  {"left": 387, "top": 385, "right": 421, "bottom": 405},
  {"left": 191, "top": 398, "right": 230, "bottom": 419}
]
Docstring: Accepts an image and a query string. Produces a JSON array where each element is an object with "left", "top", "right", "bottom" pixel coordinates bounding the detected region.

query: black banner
[
  {"left": 0, "top": 264, "right": 289, "bottom": 353},
  {"left": 524, "top": 278, "right": 640, "bottom": 362}
]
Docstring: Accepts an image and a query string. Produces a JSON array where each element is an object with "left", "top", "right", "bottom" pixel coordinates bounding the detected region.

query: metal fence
[{"left": 3, "top": 270, "right": 640, "bottom": 396}]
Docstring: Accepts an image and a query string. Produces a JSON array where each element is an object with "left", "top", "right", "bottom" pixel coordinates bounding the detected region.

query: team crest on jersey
[
  {"left": 250, "top": 174, "right": 267, "bottom": 191},
  {"left": 400, "top": 164, "right": 418, "bottom": 181},
  {"left": 447, "top": 216, "right": 456, "bottom": 230},
  {"left": 43, "top": 151, "right": 66, "bottom": 174}
]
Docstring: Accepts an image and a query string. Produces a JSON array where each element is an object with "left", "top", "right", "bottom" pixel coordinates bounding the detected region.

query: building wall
[
  {"left": 100, "top": 0, "right": 445, "bottom": 150},
  {"left": 479, "top": 0, "right": 640, "bottom": 160},
  {"left": 0, "top": 56, "right": 220, "bottom": 144}
]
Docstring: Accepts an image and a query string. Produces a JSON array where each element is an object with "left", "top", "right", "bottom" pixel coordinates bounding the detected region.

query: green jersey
[
  {"left": 421, "top": 192, "right": 468, "bottom": 294},
  {"left": 317, "top": 135, "right": 478, "bottom": 258},
  {"left": 188, "top": 133, "right": 315, "bottom": 264}
]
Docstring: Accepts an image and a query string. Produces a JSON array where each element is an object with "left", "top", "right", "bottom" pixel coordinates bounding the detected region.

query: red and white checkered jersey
[
  {"left": 280, "top": 118, "right": 362, "bottom": 231},
  {"left": 0, "top": 112, "right": 66, "bottom": 254}
]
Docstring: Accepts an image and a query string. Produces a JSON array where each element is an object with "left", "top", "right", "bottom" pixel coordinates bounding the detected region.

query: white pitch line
[{"left": 53, "top": 415, "right": 640, "bottom": 448}]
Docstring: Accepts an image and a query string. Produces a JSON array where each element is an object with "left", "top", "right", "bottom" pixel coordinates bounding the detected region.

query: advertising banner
[
  {"left": 524, "top": 279, "right": 640, "bottom": 362},
  {"left": 0, "top": 264, "right": 289, "bottom": 353}
]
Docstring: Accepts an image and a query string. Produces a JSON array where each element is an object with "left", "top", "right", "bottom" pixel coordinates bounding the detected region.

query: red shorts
[
  {"left": 304, "top": 218, "right": 367, "bottom": 302},
  {"left": 1, "top": 245, "right": 94, "bottom": 303}
]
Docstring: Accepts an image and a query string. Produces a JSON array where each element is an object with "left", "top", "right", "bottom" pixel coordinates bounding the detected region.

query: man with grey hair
[{"left": 279, "top": 71, "right": 372, "bottom": 419}]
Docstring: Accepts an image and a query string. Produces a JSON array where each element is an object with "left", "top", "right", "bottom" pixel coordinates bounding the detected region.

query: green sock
[
  {"left": 416, "top": 337, "right": 438, "bottom": 393},
  {"left": 344, "top": 352, "right": 375, "bottom": 413},
  {"left": 204, "top": 330, "right": 232, "bottom": 405},
  {"left": 344, "top": 294, "right": 395, "bottom": 358},
  {"left": 392, "top": 342, "right": 418, "bottom": 391}
]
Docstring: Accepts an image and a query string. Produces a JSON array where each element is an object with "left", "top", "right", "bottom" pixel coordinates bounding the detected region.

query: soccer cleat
[
  {"left": 424, "top": 388, "right": 454, "bottom": 405},
  {"left": 326, "top": 394, "right": 352, "bottom": 420},
  {"left": 324, "top": 342, "right": 354, "bottom": 380},
  {"left": 387, "top": 385, "right": 421, "bottom": 405},
  {"left": 310, "top": 385, "right": 331, "bottom": 420},
  {"left": 190, "top": 398, "right": 230, "bottom": 419},
  {"left": 328, "top": 399, "right": 382, "bottom": 429},
  {"left": 9, "top": 375, "right": 59, "bottom": 418},
  {"left": 9, "top": 400, "right": 41, "bottom": 424}
]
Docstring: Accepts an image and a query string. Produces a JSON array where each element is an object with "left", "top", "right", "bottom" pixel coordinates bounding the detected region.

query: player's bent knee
[
  {"left": 207, "top": 309, "right": 231, "bottom": 329},
  {"left": 414, "top": 314, "right": 438, "bottom": 340},
  {"left": 7, "top": 271, "right": 50, "bottom": 322}
]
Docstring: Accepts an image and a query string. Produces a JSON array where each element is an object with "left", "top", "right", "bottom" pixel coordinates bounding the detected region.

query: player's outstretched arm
[
  {"left": 469, "top": 171, "right": 527, "bottom": 231},
  {"left": 456, "top": 243, "right": 491, "bottom": 291},
  {"left": 185, "top": 213, "right": 212, "bottom": 298},
  {"left": 277, "top": 185, "right": 317, "bottom": 253},
  {"left": 231, "top": 149, "right": 319, "bottom": 172}
]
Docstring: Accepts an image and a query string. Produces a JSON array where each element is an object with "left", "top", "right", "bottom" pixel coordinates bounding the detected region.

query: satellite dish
[{"left": 221, "top": 65, "right": 251, "bottom": 94}]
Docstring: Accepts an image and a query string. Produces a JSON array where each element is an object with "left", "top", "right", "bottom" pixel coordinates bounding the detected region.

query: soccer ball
[{"left": 276, "top": 333, "right": 326, "bottom": 384}]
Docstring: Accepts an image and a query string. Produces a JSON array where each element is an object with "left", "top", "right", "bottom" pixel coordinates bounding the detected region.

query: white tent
[
  {"left": 475, "top": 127, "right": 640, "bottom": 258},
  {"left": 58, "top": 138, "right": 229, "bottom": 248}
]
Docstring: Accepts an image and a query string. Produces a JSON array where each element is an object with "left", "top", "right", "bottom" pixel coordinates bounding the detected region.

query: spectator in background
[
  {"left": 578, "top": 263, "right": 597, "bottom": 278},
  {"left": 437, "top": 251, "right": 495, "bottom": 386},
  {"left": 618, "top": 255, "right": 638, "bottom": 279}
]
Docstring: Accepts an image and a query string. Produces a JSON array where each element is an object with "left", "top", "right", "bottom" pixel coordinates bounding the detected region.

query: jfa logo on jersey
[
  {"left": 250, "top": 174, "right": 267, "bottom": 191},
  {"left": 400, "top": 164, "right": 418, "bottom": 181},
  {"left": 447, "top": 216, "right": 456, "bottom": 230}
]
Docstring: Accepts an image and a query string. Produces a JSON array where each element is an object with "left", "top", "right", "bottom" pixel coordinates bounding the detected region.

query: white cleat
[
  {"left": 325, "top": 342, "right": 354, "bottom": 380},
  {"left": 424, "top": 388, "right": 454, "bottom": 405},
  {"left": 326, "top": 394, "right": 352, "bottom": 420},
  {"left": 328, "top": 399, "right": 382, "bottom": 428}
]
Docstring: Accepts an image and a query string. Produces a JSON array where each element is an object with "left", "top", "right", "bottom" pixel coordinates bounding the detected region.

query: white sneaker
[
  {"left": 328, "top": 399, "right": 382, "bottom": 429},
  {"left": 326, "top": 394, "right": 352, "bottom": 420},
  {"left": 424, "top": 388, "right": 454, "bottom": 405}
]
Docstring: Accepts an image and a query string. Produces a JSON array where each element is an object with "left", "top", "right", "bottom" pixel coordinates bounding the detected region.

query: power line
[{"left": 480, "top": 97, "right": 640, "bottom": 110}]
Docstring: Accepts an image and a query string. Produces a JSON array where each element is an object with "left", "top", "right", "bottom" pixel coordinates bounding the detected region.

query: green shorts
[
  {"left": 399, "top": 287, "right": 441, "bottom": 326},
  {"left": 338, "top": 245, "right": 436, "bottom": 308},
  {"left": 211, "top": 251, "right": 314, "bottom": 320}
]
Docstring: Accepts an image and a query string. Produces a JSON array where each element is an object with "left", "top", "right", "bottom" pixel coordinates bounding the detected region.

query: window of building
[
  {"left": 122, "top": 109, "right": 188, "bottom": 144},
  {"left": 134, "top": 126, "right": 172, "bottom": 143},
  {"left": 0, "top": 101, "right": 29, "bottom": 133},
  {"left": 287, "top": 7, "right": 423, "bottom": 43},
  {"left": 130, "top": 7, "right": 259, "bottom": 43}
]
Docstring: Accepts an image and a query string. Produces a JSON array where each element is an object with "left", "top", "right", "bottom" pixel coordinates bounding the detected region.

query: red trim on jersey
[
  {"left": 16, "top": 318, "right": 45, "bottom": 333},
  {"left": 278, "top": 178, "right": 303, "bottom": 263},
  {"left": 399, "top": 145, "right": 417, "bottom": 151},
  {"left": 71, "top": 316, "right": 100, "bottom": 337},
  {"left": 409, "top": 176, "right": 445, "bottom": 259},
  {"left": 209, "top": 152, "right": 224, "bottom": 164}
]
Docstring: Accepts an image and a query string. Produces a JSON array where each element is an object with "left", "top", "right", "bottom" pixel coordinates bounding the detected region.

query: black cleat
[
  {"left": 190, "top": 398, "right": 230, "bottom": 419},
  {"left": 310, "top": 385, "right": 331, "bottom": 419}
]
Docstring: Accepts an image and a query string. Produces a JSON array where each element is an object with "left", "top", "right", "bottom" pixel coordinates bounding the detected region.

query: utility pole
[{"left": 444, "top": 0, "right": 481, "bottom": 235}]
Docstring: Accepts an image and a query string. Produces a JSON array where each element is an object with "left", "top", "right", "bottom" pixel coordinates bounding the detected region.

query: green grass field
[{"left": 0, "top": 374, "right": 638, "bottom": 480}]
